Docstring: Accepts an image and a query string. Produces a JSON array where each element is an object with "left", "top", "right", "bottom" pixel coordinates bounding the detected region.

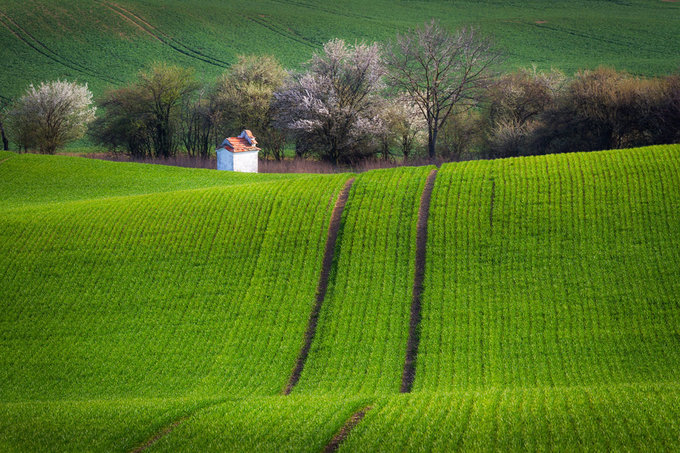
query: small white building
[{"left": 216, "top": 130, "right": 260, "bottom": 173}]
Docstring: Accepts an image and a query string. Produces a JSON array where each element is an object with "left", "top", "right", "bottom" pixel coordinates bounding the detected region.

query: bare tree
[
  {"left": 8, "top": 80, "right": 95, "bottom": 154},
  {"left": 384, "top": 20, "right": 501, "bottom": 159},
  {"left": 274, "top": 39, "right": 385, "bottom": 164}
]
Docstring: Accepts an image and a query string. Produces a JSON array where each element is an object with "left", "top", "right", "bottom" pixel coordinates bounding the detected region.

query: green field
[
  {"left": 1, "top": 0, "right": 679, "bottom": 100},
  {"left": 1, "top": 145, "right": 679, "bottom": 450}
]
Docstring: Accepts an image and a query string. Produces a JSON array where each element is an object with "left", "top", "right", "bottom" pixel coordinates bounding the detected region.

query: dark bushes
[{"left": 487, "top": 67, "right": 680, "bottom": 158}]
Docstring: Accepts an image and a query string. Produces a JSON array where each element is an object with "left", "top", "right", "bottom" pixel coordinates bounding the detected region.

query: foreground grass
[{"left": 0, "top": 147, "right": 679, "bottom": 450}]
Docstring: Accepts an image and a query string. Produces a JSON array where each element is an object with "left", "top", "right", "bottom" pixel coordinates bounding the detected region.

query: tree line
[{"left": 2, "top": 20, "right": 679, "bottom": 162}]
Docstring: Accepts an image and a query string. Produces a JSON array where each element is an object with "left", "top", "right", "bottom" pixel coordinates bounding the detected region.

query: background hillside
[
  {"left": 1, "top": 0, "right": 679, "bottom": 100},
  {"left": 1, "top": 145, "right": 679, "bottom": 450}
]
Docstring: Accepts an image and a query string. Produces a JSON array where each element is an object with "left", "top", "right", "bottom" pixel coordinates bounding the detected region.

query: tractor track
[
  {"left": 324, "top": 406, "right": 372, "bottom": 452},
  {"left": 400, "top": 169, "right": 437, "bottom": 393},
  {"left": 129, "top": 417, "right": 187, "bottom": 453},
  {"left": 100, "top": 1, "right": 229, "bottom": 68},
  {"left": 283, "top": 177, "right": 355, "bottom": 395},
  {"left": 271, "top": 0, "right": 379, "bottom": 22},
  {"left": 246, "top": 15, "right": 317, "bottom": 49}
]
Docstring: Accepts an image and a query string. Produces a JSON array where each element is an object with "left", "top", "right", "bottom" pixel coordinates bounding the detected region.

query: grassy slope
[
  {"left": 417, "top": 146, "right": 680, "bottom": 391},
  {"left": 0, "top": 156, "right": 353, "bottom": 450},
  {"left": 0, "top": 0, "right": 679, "bottom": 100},
  {"left": 1, "top": 148, "right": 679, "bottom": 450},
  {"left": 0, "top": 152, "right": 295, "bottom": 210}
]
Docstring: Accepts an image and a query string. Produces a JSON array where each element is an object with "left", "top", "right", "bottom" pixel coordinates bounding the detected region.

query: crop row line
[
  {"left": 99, "top": 1, "right": 228, "bottom": 68},
  {"left": 0, "top": 9, "right": 121, "bottom": 84}
]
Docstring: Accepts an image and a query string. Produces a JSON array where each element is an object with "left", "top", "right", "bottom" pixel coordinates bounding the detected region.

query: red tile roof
[
  {"left": 243, "top": 129, "right": 256, "bottom": 144},
  {"left": 223, "top": 137, "right": 260, "bottom": 153}
]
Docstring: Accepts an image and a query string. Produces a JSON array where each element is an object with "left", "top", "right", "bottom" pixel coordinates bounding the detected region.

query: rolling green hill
[
  {"left": 1, "top": 145, "right": 679, "bottom": 451},
  {"left": 1, "top": 0, "right": 679, "bottom": 101}
]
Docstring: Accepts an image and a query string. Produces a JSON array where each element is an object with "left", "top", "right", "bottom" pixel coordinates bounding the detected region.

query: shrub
[
  {"left": 484, "top": 67, "right": 564, "bottom": 157},
  {"left": 8, "top": 80, "right": 95, "bottom": 154},
  {"left": 274, "top": 39, "right": 385, "bottom": 164}
]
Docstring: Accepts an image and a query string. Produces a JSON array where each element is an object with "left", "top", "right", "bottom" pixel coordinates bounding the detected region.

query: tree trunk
[
  {"left": 401, "top": 134, "right": 411, "bottom": 160},
  {"left": 0, "top": 120, "right": 8, "bottom": 151},
  {"left": 427, "top": 127, "right": 437, "bottom": 159}
]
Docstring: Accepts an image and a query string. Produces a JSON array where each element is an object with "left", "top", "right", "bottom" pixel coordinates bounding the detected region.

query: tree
[
  {"left": 438, "top": 109, "right": 483, "bottom": 159},
  {"left": 274, "top": 39, "right": 385, "bottom": 164},
  {"left": 89, "top": 63, "right": 197, "bottom": 158},
  {"left": 180, "top": 87, "right": 219, "bottom": 159},
  {"left": 139, "top": 63, "right": 197, "bottom": 158},
  {"left": 8, "top": 80, "right": 95, "bottom": 154},
  {"left": 214, "top": 55, "right": 287, "bottom": 160},
  {"left": 378, "top": 96, "right": 425, "bottom": 160},
  {"left": 485, "top": 67, "right": 565, "bottom": 157},
  {"left": 89, "top": 85, "right": 153, "bottom": 157},
  {"left": 0, "top": 97, "right": 10, "bottom": 151},
  {"left": 384, "top": 20, "right": 501, "bottom": 159}
]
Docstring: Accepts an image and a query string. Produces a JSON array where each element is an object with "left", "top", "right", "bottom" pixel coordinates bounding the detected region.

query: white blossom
[{"left": 10, "top": 80, "right": 95, "bottom": 154}]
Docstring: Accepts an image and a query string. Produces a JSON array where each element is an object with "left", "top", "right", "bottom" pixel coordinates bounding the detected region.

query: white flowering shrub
[
  {"left": 10, "top": 80, "right": 95, "bottom": 154},
  {"left": 274, "top": 39, "right": 385, "bottom": 163}
]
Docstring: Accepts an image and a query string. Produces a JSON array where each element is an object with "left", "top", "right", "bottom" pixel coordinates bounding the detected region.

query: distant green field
[
  {"left": 0, "top": 0, "right": 679, "bottom": 100},
  {"left": 1, "top": 146, "right": 679, "bottom": 451}
]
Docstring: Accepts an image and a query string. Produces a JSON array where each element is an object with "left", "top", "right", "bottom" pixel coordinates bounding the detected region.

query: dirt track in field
[
  {"left": 283, "top": 177, "right": 355, "bottom": 395},
  {"left": 400, "top": 169, "right": 437, "bottom": 393},
  {"left": 129, "top": 417, "right": 187, "bottom": 453},
  {"left": 324, "top": 406, "right": 372, "bottom": 453}
]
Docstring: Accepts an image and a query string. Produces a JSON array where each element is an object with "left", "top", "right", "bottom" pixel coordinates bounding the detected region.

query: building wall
[
  {"left": 234, "top": 150, "right": 259, "bottom": 173},
  {"left": 216, "top": 148, "right": 234, "bottom": 171},
  {"left": 216, "top": 149, "right": 258, "bottom": 173}
]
